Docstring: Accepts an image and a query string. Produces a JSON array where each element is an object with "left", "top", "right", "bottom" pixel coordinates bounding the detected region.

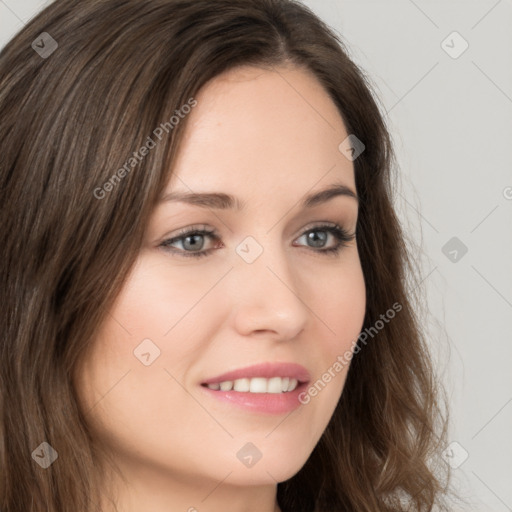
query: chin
[{"left": 213, "top": 445, "right": 312, "bottom": 486}]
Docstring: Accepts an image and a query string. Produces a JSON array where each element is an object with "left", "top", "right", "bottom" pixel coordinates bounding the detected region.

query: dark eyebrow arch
[{"left": 159, "top": 183, "right": 358, "bottom": 210}]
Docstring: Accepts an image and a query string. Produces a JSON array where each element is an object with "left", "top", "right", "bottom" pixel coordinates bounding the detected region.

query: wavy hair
[{"left": 0, "top": 0, "right": 452, "bottom": 510}]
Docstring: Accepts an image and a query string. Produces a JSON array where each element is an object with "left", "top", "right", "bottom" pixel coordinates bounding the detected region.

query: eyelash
[{"left": 159, "top": 223, "right": 355, "bottom": 259}]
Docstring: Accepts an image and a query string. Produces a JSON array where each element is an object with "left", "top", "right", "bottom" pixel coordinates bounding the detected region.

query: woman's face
[{"left": 75, "top": 64, "right": 365, "bottom": 500}]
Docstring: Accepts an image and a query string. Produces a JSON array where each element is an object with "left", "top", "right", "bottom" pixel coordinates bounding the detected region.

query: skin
[{"left": 75, "top": 64, "right": 366, "bottom": 512}]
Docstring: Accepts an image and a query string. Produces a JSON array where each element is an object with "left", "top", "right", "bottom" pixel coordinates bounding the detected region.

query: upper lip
[{"left": 201, "top": 362, "right": 311, "bottom": 385}]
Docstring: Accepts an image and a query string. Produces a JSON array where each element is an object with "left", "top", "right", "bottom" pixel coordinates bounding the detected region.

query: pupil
[
  {"left": 308, "top": 230, "right": 326, "bottom": 248},
  {"left": 184, "top": 234, "right": 203, "bottom": 251}
]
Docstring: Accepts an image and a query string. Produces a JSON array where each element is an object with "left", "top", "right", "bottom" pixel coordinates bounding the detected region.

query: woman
[{"left": 0, "top": 0, "right": 453, "bottom": 510}]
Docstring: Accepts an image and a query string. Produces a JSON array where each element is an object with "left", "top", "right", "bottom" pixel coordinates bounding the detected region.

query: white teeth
[
  {"left": 267, "top": 377, "right": 282, "bottom": 394},
  {"left": 219, "top": 381, "right": 233, "bottom": 391},
  {"left": 233, "top": 378, "right": 250, "bottom": 392},
  {"left": 249, "top": 377, "right": 267, "bottom": 393},
  {"left": 206, "top": 376, "right": 301, "bottom": 393},
  {"left": 287, "top": 378, "right": 298, "bottom": 392}
]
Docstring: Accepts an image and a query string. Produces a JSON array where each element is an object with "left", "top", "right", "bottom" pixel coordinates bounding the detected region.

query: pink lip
[
  {"left": 199, "top": 362, "right": 311, "bottom": 415},
  {"left": 201, "top": 362, "right": 311, "bottom": 385}
]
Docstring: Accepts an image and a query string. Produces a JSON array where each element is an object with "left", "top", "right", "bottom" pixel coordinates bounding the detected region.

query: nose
[{"left": 229, "top": 242, "right": 309, "bottom": 341}]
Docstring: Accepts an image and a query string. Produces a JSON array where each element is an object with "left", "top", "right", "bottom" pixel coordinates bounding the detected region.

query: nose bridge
[{"left": 230, "top": 232, "right": 309, "bottom": 338}]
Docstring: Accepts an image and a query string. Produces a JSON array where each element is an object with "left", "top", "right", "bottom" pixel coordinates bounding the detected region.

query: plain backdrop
[{"left": 1, "top": 0, "right": 511, "bottom": 510}]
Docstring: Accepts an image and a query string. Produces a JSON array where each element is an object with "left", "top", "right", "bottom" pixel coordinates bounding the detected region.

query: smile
[
  {"left": 199, "top": 362, "right": 310, "bottom": 414},
  {"left": 203, "top": 376, "right": 299, "bottom": 393}
]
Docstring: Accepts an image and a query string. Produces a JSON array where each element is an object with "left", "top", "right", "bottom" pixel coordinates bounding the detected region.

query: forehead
[{"left": 165, "top": 64, "right": 355, "bottom": 203}]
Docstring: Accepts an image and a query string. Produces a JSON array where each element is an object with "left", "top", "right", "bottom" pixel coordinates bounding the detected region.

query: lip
[
  {"left": 200, "top": 362, "right": 311, "bottom": 385},
  {"left": 199, "top": 362, "right": 311, "bottom": 415}
]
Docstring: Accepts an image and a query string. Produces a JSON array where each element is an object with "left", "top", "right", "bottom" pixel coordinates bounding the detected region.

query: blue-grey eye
[{"left": 305, "top": 230, "right": 328, "bottom": 248}]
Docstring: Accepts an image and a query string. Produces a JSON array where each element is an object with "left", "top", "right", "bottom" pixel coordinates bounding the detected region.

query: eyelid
[
  {"left": 158, "top": 224, "right": 220, "bottom": 257},
  {"left": 159, "top": 221, "right": 356, "bottom": 258},
  {"left": 162, "top": 221, "right": 352, "bottom": 241},
  {"left": 164, "top": 223, "right": 215, "bottom": 238}
]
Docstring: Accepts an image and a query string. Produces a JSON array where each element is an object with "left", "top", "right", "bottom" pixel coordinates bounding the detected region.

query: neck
[{"left": 100, "top": 461, "right": 282, "bottom": 512}]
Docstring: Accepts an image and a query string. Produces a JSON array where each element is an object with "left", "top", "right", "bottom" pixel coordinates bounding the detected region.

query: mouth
[
  {"left": 199, "top": 362, "right": 310, "bottom": 414},
  {"left": 201, "top": 376, "right": 303, "bottom": 393}
]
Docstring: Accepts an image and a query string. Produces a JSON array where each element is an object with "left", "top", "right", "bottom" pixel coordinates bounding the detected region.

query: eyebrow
[{"left": 159, "top": 183, "right": 358, "bottom": 210}]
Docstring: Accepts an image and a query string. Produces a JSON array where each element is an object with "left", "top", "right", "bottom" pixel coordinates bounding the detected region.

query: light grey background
[{"left": 1, "top": 0, "right": 511, "bottom": 510}]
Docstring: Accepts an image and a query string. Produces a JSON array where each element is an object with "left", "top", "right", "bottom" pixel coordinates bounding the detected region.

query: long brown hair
[{"left": 0, "top": 0, "right": 452, "bottom": 510}]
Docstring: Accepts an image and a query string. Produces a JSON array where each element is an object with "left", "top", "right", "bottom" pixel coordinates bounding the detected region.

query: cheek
[
  {"left": 73, "top": 256, "right": 221, "bottom": 437},
  {"left": 109, "top": 259, "right": 203, "bottom": 339},
  {"left": 300, "top": 253, "right": 365, "bottom": 409},
  {"left": 312, "top": 252, "right": 366, "bottom": 356}
]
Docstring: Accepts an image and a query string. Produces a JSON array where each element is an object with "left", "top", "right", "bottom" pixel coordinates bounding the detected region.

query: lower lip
[{"left": 199, "top": 382, "right": 308, "bottom": 414}]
